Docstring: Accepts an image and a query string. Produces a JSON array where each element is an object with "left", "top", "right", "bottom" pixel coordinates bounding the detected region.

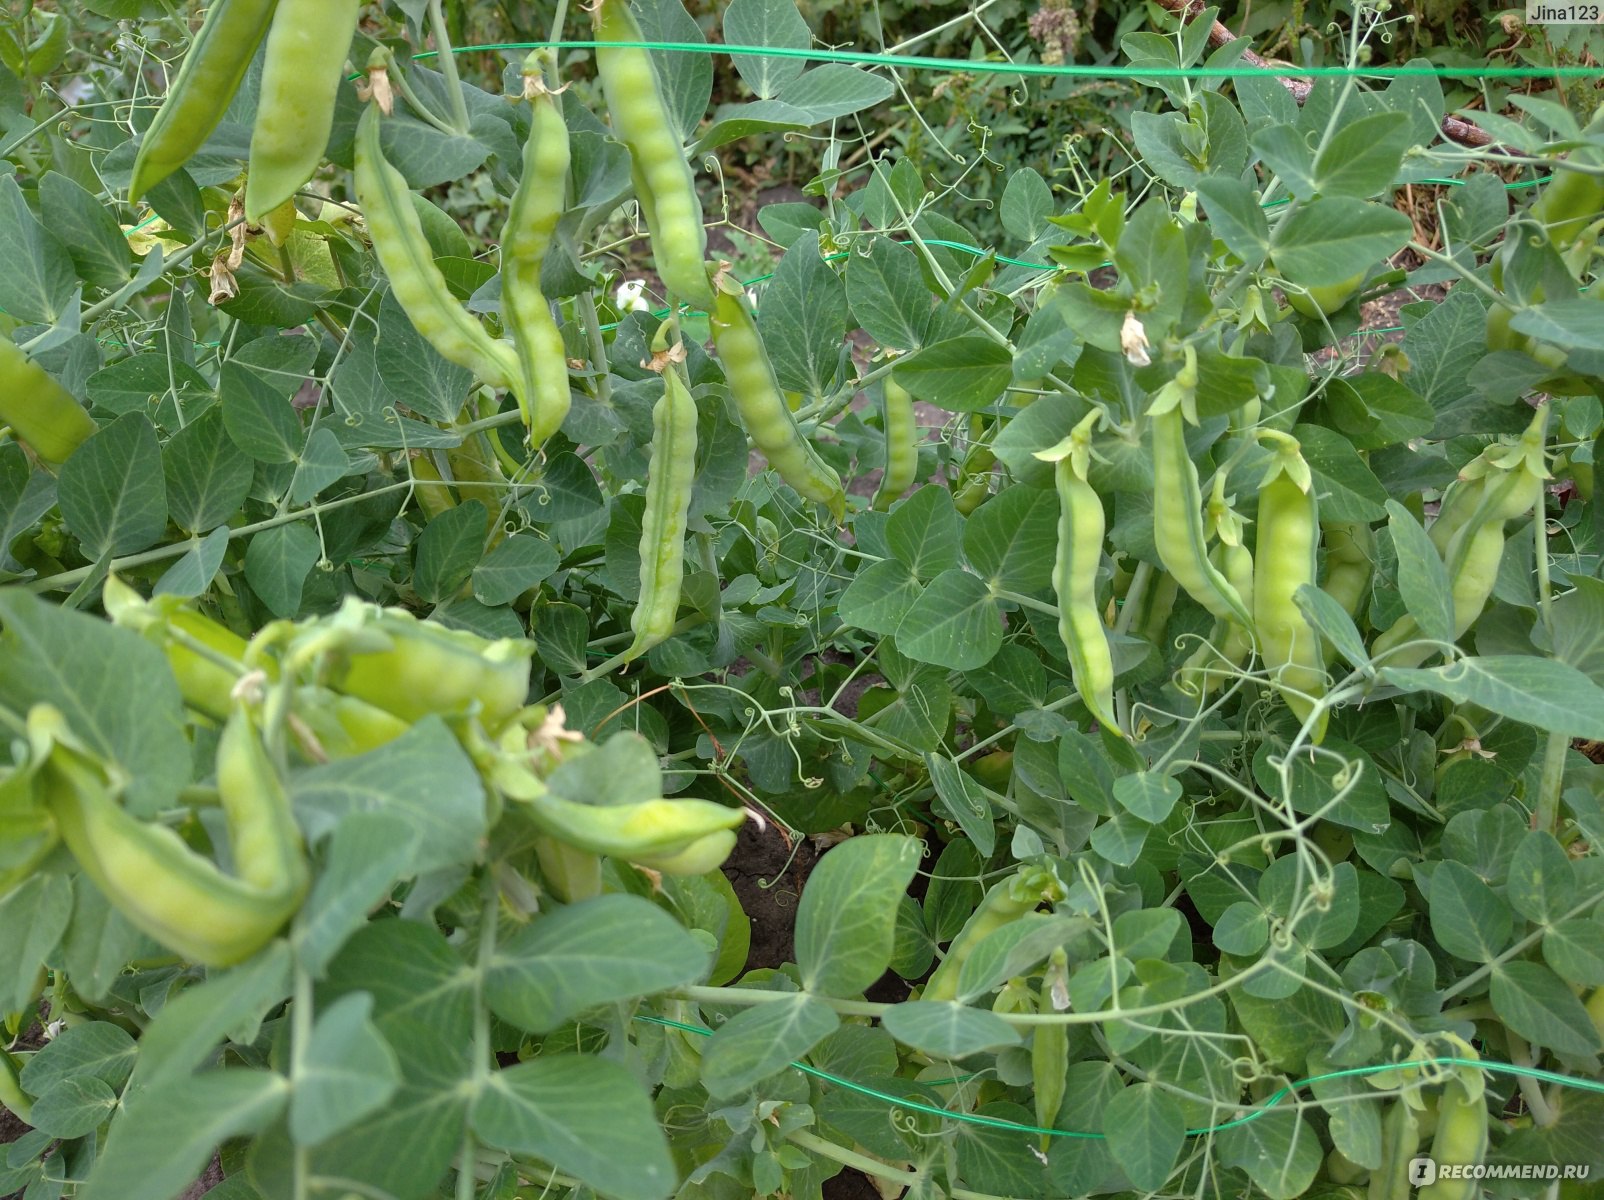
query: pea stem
[{"left": 427, "top": 0, "right": 472, "bottom": 135}]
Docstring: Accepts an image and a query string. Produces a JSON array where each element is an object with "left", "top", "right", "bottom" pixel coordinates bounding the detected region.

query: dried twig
[{"left": 1153, "top": 0, "right": 1495, "bottom": 148}]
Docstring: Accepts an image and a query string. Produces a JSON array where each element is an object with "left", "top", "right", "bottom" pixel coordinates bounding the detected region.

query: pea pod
[
  {"left": 409, "top": 452, "right": 456, "bottom": 522},
  {"left": 1032, "top": 947, "right": 1070, "bottom": 1153},
  {"left": 324, "top": 600, "right": 534, "bottom": 729},
  {"left": 293, "top": 688, "right": 412, "bottom": 760},
  {"left": 0, "top": 336, "right": 97, "bottom": 466},
  {"left": 0, "top": 8, "right": 69, "bottom": 79},
  {"left": 517, "top": 783, "right": 745, "bottom": 864},
  {"left": 1369, "top": 1097, "right": 1421, "bottom": 1200},
  {"left": 1254, "top": 443, "right": 1326, "bottom": 740},
  {"left": 1320, "top": 520, "right": 1373, "bottom": 620},
  {"left": 1149, "top": 377, "right": 1253, "bottom": 629},
  {"left": 0, "top": 1047, "right": 31, "bottom": 1124},
  {"left": 130, "top": 0, "right": 279, "bottom": 200},
  {"left": 626, "top": 362, "right": 698, "bottom": 663},
  {"left": 501, "top": 71, "right": 574, "bottom": 446},
  {"left": 1418, "top": 1063, "right": 1488, "bottom": 1200},
  {"left": 1036, "top": 411, "right": 1121, "bottom": 736},
  {"left": 922, "top": 867, "right": 1065, "bottom": 1002},
  {"left": 1177, "top": 542, "right": 1255, "bottom": 698},
  {"left": 355, "top": 104, "right": 522, "bottom": 395},
  {"left": 592, "top": 0, "right": 712, "bottom": 308},
  {"left": 710, "top": 270, "right": 845, "bottom": 520},
  {"left": 628, "top": 828, "right": 738, "bottom": 876},
  {"left": 38, "top": 704, "right": 308, "bottom": 967},
  {"left": 872, "top": 375, "right": 918, "bottom": 512},
  {"left": 244, "top": 0, "right": 361, "bottom": 222},
  {"left": 534, "top": 835, "right": 602, "bottom": 902}
]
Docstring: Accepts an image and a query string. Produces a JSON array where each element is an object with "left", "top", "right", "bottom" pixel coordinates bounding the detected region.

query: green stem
[
  {"left": 428, "top": 0, "right": 472, "bottom": 135},
  {"left": 460, "top": 872, "right": 500, "bottom": 1200}
]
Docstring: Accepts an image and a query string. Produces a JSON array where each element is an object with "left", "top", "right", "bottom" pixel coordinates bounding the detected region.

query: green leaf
[
  {"left": 1511, "top": 298, "right": 1604, "bottom": 351},
  {"left": 1112, "top": 908, "right": 1183, "bottom": 960},
  {"left": 846, "top": 237, "right": 930, "bottom": 351},
  {"left": 701, "top": 992, "right": 840, "bottom": 1097},
  {"left": 18, "top": 1022, "right": 135, "bottom": 1097},
  {"left": 1429, "top": 860, "right": 1513, "bottom": 962},
  {"left": 756, "top": 234, "right": 848, "bottom": 398},
  {"left": 722, "top": 0, "right": 811, "bottom": 99},
  {"left": 58, "top": 412, "right": 169, "bottom": 557},
  {"left": 486, "top": 894, "right": 708, "bottom": 1033},
  {"left": 294, "top": 811, "right": 418, "bottom": 978},
  {"left": 318, "top": 922, "right": 473, "bottom": 1050},
  {"left": 291, "top": 718, "right": 486, "bottom": 875},
  {"left": 1001, "top": 169, "right": 1054, "bottom": 241},
  {"left": 289, "top": 992, "right": 402, "bottom": 1147},
  {"left": 837, "top": 558, "right": 921, "bottom": 635},
  {"left": 1381, "top": 657, "right": 1604, "bottom": 740},
  {"left": 795, "top": 833, "right": 922, "bottom": 997},
  {"left": 1195, "top": 175, "right": 1269, "bottom": 265},
  {"left": 82, "top": 1069, "right": 289, "bottom": 1200},
  {"left": 1112, "top": 771, "right": 1181, "bottom": 823},
  {"left": 1295, "top": 424, "right": 1387, "bottom": 522},
  {"left": 243, "top": 522, "right": 320, "bottom": 618},
  {"left": 220, "top": 362, "right": 303, "bottom": 464},
  {"left": 374, "top": 289, "right": 475, "bottom": 423},
  {"left": 1489, "top": 960, "right": 1602, "bottom": 1057},
  {"left": 28, "top": 1074, "right": 117, "bottom": 1139},
  {"left": 926, "top": 753, "right": 996, "bottom": 857},
  {"left": 894, "top": 336, "right": 1014, "bottom": 412},
  {"left": 1386, "top": 499, "right": 1452, "bottom": 646},
  {"left": 471, "top": 1055, "right": 677, "bottom": 1200},
  {"left": 1544, "top": 919, "right": 1604, "bottom": 987},
  {"left": 962, "top": 485, "right": 1059, "bottom": 595},
  {"left": 894, "top": 569, "right": 1004, "bottom": 670},
  {"left": 287, "top": 426, "right": 351, "bottom": 505},
  {"left": 772, "top": 62, "right": 893, "bottom": 121},
  {"left": 1216, "top": 1109, "right": 1324, "bottom": 1199},
  {"left": 471, "top": 532, "right": 559, "bottom": 607},
  {"left": 1321, "top": 374, "right": 1435, "bottom": 451},
  {"left": 1212, "top": 902, "right": 1269, "bottom": 956},
  {"left": 1271, "top": 197, "right": 1412, "bottom": 285},
  {"left": 154, "top": 525, "right": 230, "bottom": 598},
  {"left": 1311, "top": 111, "right": 1413, "bottom": 198},
  {"left": 956, "top": 914, "right": 1090, "bottom": 1003},
  {"left": 1103, "top": 1083, "right": 1184, "bottom": 1192},
  {"left": 1251, "top": 123, "right": 1317, "bottom": 199},
  {"left": 1506, "top": 830, "right": 1576, "bottom": 926},
  {"left": 886, "top": 484, "right": 961, "bottom": 580},
  {"left": 880, "top": 1001, "right": 1022, "bottom": 1058},
  {"left": 0, "top": 174, "right": 75, "bottom": 323},
  {"left": 414, "top": 501, "right": 486, "bottom": 605},
  {"left": 40, "top": 173, "right": 130, "bottom": 291},
  {"left": 1548, "top": 575, "right": 1604, "bottom": 687},
  {"left": 1295, "top": 583, "right": 1369, "bottom": 674}
]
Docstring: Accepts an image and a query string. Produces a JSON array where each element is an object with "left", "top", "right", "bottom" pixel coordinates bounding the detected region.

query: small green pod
[
  {"left": 593, "top": 0, "right": 712, "bottom": 308},
  {"left": 131, "top": 0, "right": 279, "bottom": 200},
  {"left": 627, "top": 367, "right": 698, "bottom": 661},
  {"left": 501, "top": 79, "right": 574, "bottom": 446},
  {"left": 710, "top": 276, "right": 845, "bottom": 519},
  {"left": 244, "top": 0, "right": 360, "bottom": 222},
  {"left": 922, "top": 867, "right": 1063, "bottom": 1002},
  {"left": 354, "top": 104, "right": 521, "bottom": 394},
  {"left": 0, "top": 337, "right": 97, "bottom": 465},
  {"left": 1049, "top": 452, "right": 1119, "bottom": 735},
  {"left": 872, "top": 375, "right": 918, "bottom": 511},
  {"left": 1254, "top": 458, "right": 1327, "bottom": 741},
  {"left": 1151, "top": 406, "right": 1252, "bottom": 629}
]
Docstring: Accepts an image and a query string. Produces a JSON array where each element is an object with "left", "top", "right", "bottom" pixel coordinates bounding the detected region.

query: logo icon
[{"left": 1409, "top": 1158, "right": 1438, "bottom": 1187}]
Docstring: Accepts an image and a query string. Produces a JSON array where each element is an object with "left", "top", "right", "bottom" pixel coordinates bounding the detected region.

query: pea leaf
[{"left": 795, "top": 834, "right": 922, "bottom": 997}]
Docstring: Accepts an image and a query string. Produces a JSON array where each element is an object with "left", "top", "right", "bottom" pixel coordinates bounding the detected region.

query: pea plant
[{"left": 2, "top": 2, "right": 1603, "bottom": 1199}]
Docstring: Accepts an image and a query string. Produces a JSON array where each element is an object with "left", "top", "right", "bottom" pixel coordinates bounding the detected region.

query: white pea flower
[{"left": 615, "top": 279, "right": 650, "bottom": 313}]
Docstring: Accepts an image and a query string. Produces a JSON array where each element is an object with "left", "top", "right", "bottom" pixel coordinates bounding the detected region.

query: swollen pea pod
[
  {"left": 129, "top": 0, "right": 279, "bottom": 200},
  {"left": 38, "top": 704, "right": 308, "bottom": 967},
  {"left": 244, "top": 0, "right": 361, "bottom": 222},
  {"left": 1528, "top": 107, "right": 1604, "bottom": 254},
  {"left": 872, "top": 374, "right": 918, "bottom": 512},
  {"left": 533, "top": 835, "right": 602, "bottom": 902},
  {"left": 292, "top": 688, "right": 412, "bottom": 761},
  {"left": 1320, "top": 520, "right": 1373, "bottom": 619},
  {"left": 103, "top": 576, "right": 273, "bottom": 722},
  {"left": 952, "top": 415, "right": 995, "bottom": 515},
  {"left": 1372, "top": 409, "right": 1549, "bottom": 668},
  {"left": 355, "top": 104, "right": 521, "bottom": 395},
  {"left": 1149, "top": 359, "right": 1254, "bottom": 631},
  {"left": 1177, "top": 541, "right": 1256, "bottom": 699},
  {"left": 1254, "top": 441, "right": 1327, "bottom": 741},
  {"left": 1035, "top": 411, "right": 1122, "bottom": 737},
  {"left": 1129, "top": 568, "right": 1179, "bottom": 649},
  {"left": 0, "top": 1048, "right": 30, "bottom": 1124},
  {"left": 625, "top": 359, "right": 699, "bottom": 663},
  {"left": 0, "top": 336, "right": 97, "bottom": 466},
  {"left": 592, "top": 0, "right": 712, "bottom": 308},
  {"left": 709, "top": 269, "right": 845, "bottom": 520},
  {"left": 922, "top": 867, "right": 1066, "bottom": 1002},
  {"left": 321, "top": 599, "right": 534, "bottom": 729},
  {"left": 501, "top": 68, "right": 574, "bottom": 446},
  {"left": 409, "top": 452, "right": 457, "bottom": 522},
  {"left": 1370, "top": 1098, "right": 1421, "bottom": 1200},
  {"left": 1032, "top": 946, "right": 1070, "bottom": 1154},
  {"left": 1418, "top": 1050, "right": 1488, "bottom": 1200}
]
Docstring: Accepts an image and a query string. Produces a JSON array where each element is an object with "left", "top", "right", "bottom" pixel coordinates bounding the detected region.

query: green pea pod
[
  {"left": 1419, "top": 1074, "right": 1487, "bottom": 1200},
  {"left": 130, "top": 0, "right": 279, "bottom": 200},
  {"left": 1254, "top": 449, "right": 1326, "bottom": 741},
  {"left": 326, "top": 601, "right": 534, "bottom": 728},
  {"left": 501, "top": 75, "right": 574, "bottom": 446},
  {"left": 1036, "top": 414, "right": 1121, "bottom": 736},
  {"left": 355, "top": 104, "right": 521, "bottom": 394},
  {"left": 534, "top": 834, "right": 603, "bottom": 902},
  {"left": 293, "top": 688, "right": 412, "bottom": 760},
  {"left": 0, "top": 336, "right": 97, "bottom": 466},
  {"left": 1032, "top": 948, "right": 1070, "bottom": 1153},
  {"left": 1320, "top": 520, "right": 1373, "bottom": 620},
  {"left": 0, "top": 9, "right": 69, "bottom": 79},
  {"left": 593, "top": 0, "right": 712, "bottom": 308},
  {"left": 39, "top": 705, "right": 308, "bottom": 967},
  {"left": 244, "top": 0, "right": 361, "bottom": 222},
  {"left": 710, "top": 272, "right": 845, "bottom": 520},
  {"left": 1151, "top": 406, "right": 1253, "bottom": 630},
  {"left": 0, "top": 722, "right": 58, "bottom": 893},
  {"left": 922, "top": 867, "right": 1065, "bottom": 1002},
  {"left": 1530, "top": 162, "right": 1604, "bottom": 252},
  {"left": 0, "top": 1047, "right": 31, "bottom": 1124},
  {"left": 409, "top": 452, "right": 457, "bottom": 522},
  {"left": 518, "top": 785, "right": 745, "bottom": 863},
  {"left": 626, "top": 365, "right": 698, "bottom": 662},
  {"left": 1178, "top": 542, "right": 1255, "bottom": 698},
  {"left": 953, "top": 445, "right": 995, "bottom": 516},
  {"left": 628, "top": 828, "right": 738, "bottom": 876},
  {"left": 1369, "top": 1097, "right": 1420, "bottom": 1200},
  {"left": 872, "top": 375, "right": 918, "bottom": 512},
  {"left": 1131, "top": 568, "right": 1180, "bottom": 649}
]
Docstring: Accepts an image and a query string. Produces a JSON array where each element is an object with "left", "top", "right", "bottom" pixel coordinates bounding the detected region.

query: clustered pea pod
[
  {"left": 872, "top": 374, "right": 918, "bottom": 512},
  {"left": 500, "top": 66, "right": 574, "bottom": 446},
  {"left": 1148, "top": 353, "right": 1254, "bottom": 630},
  {"left": 320, "top": 598, "right": 535, "bottom": 728},
  {"left": 1253, "top": 439, "right": 1327, "bottom": 741},
  {"left": 922, "top": 866, "right": 1066, "bottom": 1002},
  {"left": 354, "top": 102, "right": 523, "bottom": 396},
  {"left": 1373, "top": 406, "right": 1549, "bottom": 669},
  {"left": 128, "top": 0, "right": 279, "bottom": 200},
  {"left": 952, "top": 415, "right": 995, "bottom": 516},
  {"left": 244, "top": 0, "right": 361, "bottom": 222},
  {"left": 710, "top": 267, "right": 846, "bottom": 520},
  {"left": 592, "top": 0, "right": 713, "bottom": 308},
  {"left": 1035, "top": 410, "right": 1121, "bottom": 736},
  {"left": 37, "top": 703, "right": 308, "bottom": 967},
  {"left": 1418, "top": 1049, "right": 1488, "bottom": 1200},
  {"left": 1370, "top": 1095, "right": 1422, "bottom": 1200},
  {"left": 0, "top": 336, "right": 97, "bottom": 466},
  {"left": 627, "top": 358, "right": 699, "bottom": 663}
]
